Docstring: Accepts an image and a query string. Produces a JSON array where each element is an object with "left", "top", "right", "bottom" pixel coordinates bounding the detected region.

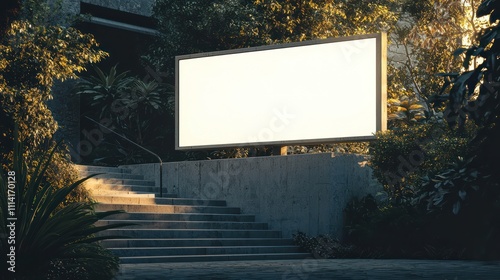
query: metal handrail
[{"left": 84, "top": 116, "right": 164, "bottom": 197}]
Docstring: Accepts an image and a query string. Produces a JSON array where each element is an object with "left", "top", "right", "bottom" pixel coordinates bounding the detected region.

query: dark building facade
[{"left": 50, "top": 0, "right": 158, "bottom": 161}]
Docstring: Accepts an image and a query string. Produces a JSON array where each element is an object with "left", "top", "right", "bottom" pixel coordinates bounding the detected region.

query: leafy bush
[
  {"left": 44, "top": 244, "right": 120, "bottom": 280},
  {"left": 75, "top": 65, "right": 175, "bottom": 165},
  {"left": 0, "top": 135, "right": 129, "bottom": 279},
  {"left": 418, "top": 0, "right": 500, "bottom": 259},
  {"left": 293, "top": 232, "right": 380, "bottom": 259},
  {"left": 369, "top": 123, "right": 473, "bottom": 201},
  {"left": 343, "top": 195, "right": 466, "bottom": 259}
]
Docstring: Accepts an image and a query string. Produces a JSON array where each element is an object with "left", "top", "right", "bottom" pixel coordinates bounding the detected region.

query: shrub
[
  {"left": 293, "top": 232, "right": 381, "bottom": 259},
  {"left": 420, "top": 0, "right": 500, "bottom": 260},
  {"left": 369, "top": 123, "right": 473, "bottom": 201},
  {"left": 0, "top": 135, "right": 129, "bottom": 279},
  {"left": 343, "top": 195, "right": 467, "bottom": 259}
]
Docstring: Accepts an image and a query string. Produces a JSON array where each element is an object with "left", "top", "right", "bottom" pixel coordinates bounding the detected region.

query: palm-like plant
[
  {"left": 75, "top": 65, "right": 135, "bottom": 120},
  {"left": 122, "top": 80, "right": 166, "bottom": 145},
  {"left": 0, "top": 133, "right": 130, "bottom": 280}
]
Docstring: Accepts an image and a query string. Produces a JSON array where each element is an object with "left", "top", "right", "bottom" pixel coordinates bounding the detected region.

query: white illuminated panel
[{"left": 176, "top": 33, "right": 386, "bottom": 150}]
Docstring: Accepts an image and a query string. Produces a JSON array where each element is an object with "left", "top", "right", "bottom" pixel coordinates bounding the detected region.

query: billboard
[{"left": 176, "top": 33, "right": 386, "bottom": 150}]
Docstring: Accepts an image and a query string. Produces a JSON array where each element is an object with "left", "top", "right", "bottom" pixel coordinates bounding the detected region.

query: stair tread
[
  {"left": 100, "top": 219, "right": 262, "bottom": 223},
  {"left": 120, "top": 253, "right": 309, "bottom": 259},
  {"left": 104, "top": 238, "right": 292, "bottom": 241},
  {"left": 99, "top": 211, "right": 253, "bottom": 217},
  {"left": 121, "top": 253, "right": 309, "bottom": 259},
  {"left": 109, "top": 245, "right": 299, "bottom": 249},
  {"left": 94, "top": 195, "right": 224, "bottom": 201},
  {"left": 105, "top": 229, "right": 279, "bottom": 232},
  {"left": 93, "top": 196, "right": 226, "bottom": 204},
  {"left": 97, "top": 203, "right": 236, "bottom": 209}
]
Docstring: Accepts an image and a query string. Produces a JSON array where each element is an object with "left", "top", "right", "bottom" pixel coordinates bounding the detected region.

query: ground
[{"left": 115, "top": 259, "right": 500, "bottom": 280}]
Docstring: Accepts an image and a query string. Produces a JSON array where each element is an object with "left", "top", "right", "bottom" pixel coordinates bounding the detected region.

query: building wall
[
  {"left": 121, "top": 153, "right": 382, "bottom": 239},
  {"left": 80, "top": 0, "right": 155, "bottom": 16},
  {"left": 48, "top": 80, "right": 80, "bottom": 153},
  {"left": 50, "top": 0, "right": 156, "bottom": 161}
]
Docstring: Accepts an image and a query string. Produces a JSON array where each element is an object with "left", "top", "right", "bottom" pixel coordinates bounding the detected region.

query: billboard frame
[{"left": 175, "top": 32, "right": 387, "bottom": 150}]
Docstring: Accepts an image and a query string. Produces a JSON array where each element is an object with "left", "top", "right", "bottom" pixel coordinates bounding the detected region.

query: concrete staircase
[{"left": 76, "top": 165, "right": 309, "bottom": 263}]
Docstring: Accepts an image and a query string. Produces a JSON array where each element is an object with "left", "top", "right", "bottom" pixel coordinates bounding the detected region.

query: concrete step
[
  {"left": 109, "top": 246, "right": 301, "bottom": 257},
  {"left": 79, "top": 171, "right": 144, "bottom": 180},
  {"left": 91, "top": 192, "right": 156, "bottom": 198},
  {"left": 101, "top": 238, "right": 295, "bottom": 248},
  {"left": 85, "top": 184, "right": 159, "bottom": 193},
  {"left": 95, "top": 204, "right": 241, "bottom": 214},
  {"left": 88, "top": 189, "right": 176, "bottom": 198},
  {"left": 119, "top": 253, "right": 311, "bottom": 264},
  {"left": 75, "top": 165, "right": 131, "bottom": 174},
  {"left": 93, "top": 195, "right": 226, "bottom": 206},
  {"left": 96, "top": 220, "right": 268, "bottom": 230},
  {"left": 86, "top": 178, "right": 155, "bottom": 186},
  {"left": 99, "top": 229, "right": 282, "bottom": 239},
  {"left": 78, "top": 164, "right": 309, "bottom": 264},
  {"left": 102, "top": 212, "right": 255, "bottom": 222}
]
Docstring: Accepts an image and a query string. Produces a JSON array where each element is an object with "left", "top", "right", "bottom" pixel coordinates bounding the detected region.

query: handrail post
[{"left": 159, "top": 162, "right": 163, "bottom": 197}]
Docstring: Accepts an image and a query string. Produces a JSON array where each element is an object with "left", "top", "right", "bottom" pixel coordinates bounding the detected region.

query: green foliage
[
  {"left": 149, "top": 0, "right": 260, "bottom": 73},
  {"left": 0, "top": 0, "right": 21, "bottom": 39},
  {"left": 346, "top": 0, "right": 500, "bottom": 261},
  {"left": 288, "top": 142, "right": 370, "bottom": 155},
  {"left": 343, "top": 192, "right": 500, "bottom": 259},
  {"left": 44, "top": 243, "right": 120, "bottom": 280},
  {"left": 0, "top": 16, "right": 106, "bottom": 201},
  {"left": 35, "top": 142, "right": 89, "bottom": 205},
  {"left": 393, "top": 1, "right": 477, "bottom": 106},
  {"left": 293, "top": 232, "right": 369, "bottom": 259},
  {"left": 344, "top": 196, "right": 428, "bottom": 257},
  {"left": 254, "top": 0, "right": 399, "bottom": 42},
  {"left": 150, "top": 0, "right": 400, "bottom": 80},
  {"left": 0, "top": 20, "right": 107, "bottom": 147},
  {"left": 369, "top": 124, "right": 473, "bottom": 201},
  {"left": 75, "top": 65, "right": 175, "bottom": 164},
  {"left": 413, "top": 0, "right": 500, "bottom": 259},
  {"left": 387, "top": 96, "right": 427, "bottom": 126},
  {"left": 0, "top": 135, "right": 129, "bottom": 280},
  {"left": 75, "top": 65, "right": 135, "bottom": 121},
  {"left": 343, "top": 195, "right": 468, "bottom": 259}
]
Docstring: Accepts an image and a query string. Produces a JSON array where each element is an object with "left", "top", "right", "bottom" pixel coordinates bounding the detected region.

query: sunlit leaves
[
  {"left": 253, "top": 0, "right": 399, "bottom": 43},
  {"left": 388, "top": 96, "right": 427, "bottom": 125},
  {"left": 1, "top": 21, "right": 107, "bottom": 91},
  {"left": 0, "top": 20, "right": 107, "bottom": 146},
  {"left": 389, "top": 0, "right": 482, "bottom": 126},
  {"left": 422, "top": 0, "right": 500, "bottom": 217},
  {"left": 150, "top": 0, "right": 400, "bottom": 77}
]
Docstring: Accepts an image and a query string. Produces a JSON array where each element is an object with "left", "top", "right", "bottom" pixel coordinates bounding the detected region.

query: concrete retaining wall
[{"left": 121, "top": 153, "right": 381, "bottom": 239}]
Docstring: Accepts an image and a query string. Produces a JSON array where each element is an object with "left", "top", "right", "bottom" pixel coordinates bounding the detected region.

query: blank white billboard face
[{"left": 176, "top": 33, "right": 386, "bottom": 150}]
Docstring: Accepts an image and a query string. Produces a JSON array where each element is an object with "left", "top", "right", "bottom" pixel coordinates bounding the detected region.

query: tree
[
  {"left": 150, "top": 0, "right": 400, "bottom": 80},
  {"left": 416, "top": 0, "right": 500, "bottom": 259},
  {"left": 388, "top": 0, "right": 483, "bottom": 125},
  {"left": 0, "top": 1, "right": 107, "bottom": 195}
]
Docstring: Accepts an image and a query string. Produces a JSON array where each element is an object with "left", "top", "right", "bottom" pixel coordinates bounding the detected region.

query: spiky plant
[{"left": 0, "top": 133, "right": 130, "bottom": 280}]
